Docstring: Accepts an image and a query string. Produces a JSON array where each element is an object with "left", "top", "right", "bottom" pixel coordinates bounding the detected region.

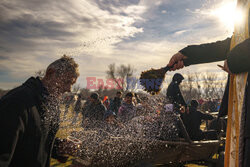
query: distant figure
[
  {"left": 118, "top": 92, "right": 136, "bottom": 122},
  {"left": 71, "top": 94, "right": 83, "bottom": 125},
  {"left": 103, "top": 96, "right": 110, "bottom": 110},
  {"left": 82, "top": 92, "right": 107, "bottom": 128},
  {"left": 166, "top": 73, "right": 187, "bottom": 113},
  {"left": 182, "top": 100, "right": 215, "bottom": 140},
  {"left": 109, "top": 91, "right": 123, "bottom": 114},
  {"left": 63, "top": 94, "right": 76, "bottom": 120},
  {"left": 207, "top": 98, "right": 217, "bottom": 113}
]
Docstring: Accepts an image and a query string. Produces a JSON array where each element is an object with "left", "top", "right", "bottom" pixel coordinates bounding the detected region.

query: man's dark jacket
[
  {"left": 109, "top": 97, "right": 122, "bottom": 114},
  {"left": 0, "top": 77, "right": 62, "bottom": 167},
  {"left": 182, "top": 106, "right": 214, "bottom": 140}
]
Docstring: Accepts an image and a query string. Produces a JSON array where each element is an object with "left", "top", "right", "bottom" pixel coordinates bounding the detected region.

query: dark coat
[
  {"left": 73, "top": 98, "right": 82, "bottom": 113},
  {"left": 0, "top": 77, "right": 63, "bottom": 167},
  {"left": 109, "top": 97, "right": 122, "bottom": 114},
  {"left": 166, "top": 80, "right": 186, "bottom": 111},
  {"left": 83, "top": 100, "right": 106, "bottom": 121},
  {"left": 182, "top": 107, "right": 214, "bottom": 140}
]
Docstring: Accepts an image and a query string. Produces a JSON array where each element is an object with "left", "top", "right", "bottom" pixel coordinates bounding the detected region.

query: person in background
[
  {"left": 63, "top": 94, "right": 76, "bottom": 120},
  {"left": 0, "top": 55, "right": 79, "bottom": 166},
  {"left": 166, "top": 73, "right": 187, "bottom": 113},
  {"left": 118, "top": 92, "right": 136, "bottom": 122},
  {"left": 109, "top": 91, "right": 123, "bottom": 114},
  {"left": 82, "top": 92, "right": 107, "bottom": 129},
  {"left": 182, "top": 100, "right": 215, "bottom": 140},
  {"left": 71, "top": 94, "right": 83, "bottom": 125},
  {"left": 103, "top": 96, "right": 110, "bottom": 110}
]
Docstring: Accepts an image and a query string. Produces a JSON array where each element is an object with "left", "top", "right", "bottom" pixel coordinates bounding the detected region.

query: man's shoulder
[{"left": 0, "top": 84, "right": 37, "bottom": 110}]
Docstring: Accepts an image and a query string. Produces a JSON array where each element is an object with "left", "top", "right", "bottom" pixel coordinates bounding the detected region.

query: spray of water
[{"left": 58, "top": 94, "right": 182, "bottom": 166}]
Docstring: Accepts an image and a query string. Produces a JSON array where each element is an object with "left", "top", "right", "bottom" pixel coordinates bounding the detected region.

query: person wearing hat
[{"left": 166, "top": 73, "right": 187, "bottom": 114}]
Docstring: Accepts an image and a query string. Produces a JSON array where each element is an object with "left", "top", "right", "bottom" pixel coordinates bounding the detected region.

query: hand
[
  {"left": 217, "top": 60, "right": 232, "bottom": 74},
  {"left": 167, "top": 52, "right": 187, "bottom": 71}
]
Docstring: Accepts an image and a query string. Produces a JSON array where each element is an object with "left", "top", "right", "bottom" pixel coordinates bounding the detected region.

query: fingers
[
  {"left": 217, "top": 60, "right": 232, "bottom": 74},
  {"left": 170, "top": 59, "right": 185, "bottom": 71},
  {"left": 167, "top": 52, "right": 187, "bottom": 71}
]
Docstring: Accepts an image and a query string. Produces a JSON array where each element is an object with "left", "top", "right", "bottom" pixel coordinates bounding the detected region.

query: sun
[{"left": 210, "top": 1, "right": 245, "bottom": 31}]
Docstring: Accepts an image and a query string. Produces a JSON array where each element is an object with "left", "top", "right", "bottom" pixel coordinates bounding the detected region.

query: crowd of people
[
  {"left": 0, "top": 55, "right": 234, "bottom": 166},
  {"left": 62, "top": 76, "right": 220, "bottom": 143}
]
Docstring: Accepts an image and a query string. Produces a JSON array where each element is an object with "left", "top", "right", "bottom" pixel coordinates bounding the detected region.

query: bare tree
[
  {"left": 201, "top": 72, "right": 219, "bottom": 99},
  {"left": 106, "top": 63, "right": 135, "bottom": 91},
  {"left": 179, "top": 72, "right": 227, "bottom": 102},
  {"left": 180, "top": 73, "right": 199, "bottom": 102},
  {"left": 194, "top": 72, "right": 202, "bottom": 98}
]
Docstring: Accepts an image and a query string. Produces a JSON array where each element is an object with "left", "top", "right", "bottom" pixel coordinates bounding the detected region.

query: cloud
[
  {"left": 0, "top": 0, "right": 148, "bottom": 89},
  {"left": 0, "top": 0, "right": 234, "bottom": 89}
]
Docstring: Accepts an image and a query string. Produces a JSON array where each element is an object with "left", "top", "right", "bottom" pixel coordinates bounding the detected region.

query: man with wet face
[{"left": 0, "top": 55, "right": 79, "bottom": 166}]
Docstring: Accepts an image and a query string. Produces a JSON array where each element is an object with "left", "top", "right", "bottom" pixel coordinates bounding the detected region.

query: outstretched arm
[{"left": 167, "top": 38, "right": 231, "bottom": 71}]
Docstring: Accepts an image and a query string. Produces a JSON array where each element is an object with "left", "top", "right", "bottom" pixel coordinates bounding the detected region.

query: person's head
[
  {"left": 172, "top": 73, "right": 184, "bottom": 84},
  {"left": 116, "top": 91, "right": 122, "bottom": 98},
  {"left": 90, "top": 92, "right": 99, "bottom": 103},
  {"left": 42, "top": 55, "right": 79, "bottom": 96},
  {"left": 125, "top": 92, "right": 134, "bottom": 104},
  {"left": 104, "top": 111, "right": 116, "bottom": 123}
]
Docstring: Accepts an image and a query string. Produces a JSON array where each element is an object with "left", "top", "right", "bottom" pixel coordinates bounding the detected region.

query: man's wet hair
[
  {"left": 125, "top": 92, "right": 134, "bottom": 98},
  {"left": 46, "top": 55, "right": 79, "bottom": 78}
]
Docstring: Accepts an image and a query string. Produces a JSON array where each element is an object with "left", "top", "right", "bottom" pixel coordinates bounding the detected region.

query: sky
[{"left": 0, "top": 0, "right": 239, "bottom": 90}]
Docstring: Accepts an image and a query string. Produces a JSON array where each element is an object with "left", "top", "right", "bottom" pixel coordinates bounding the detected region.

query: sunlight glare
[{"left": 210, "top": 1, "right": 245, "bottom": 30}]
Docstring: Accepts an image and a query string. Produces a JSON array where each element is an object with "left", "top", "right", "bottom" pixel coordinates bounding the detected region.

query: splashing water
[{"left": 58, "top": 94, "right": 183, "bottom": 166}]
